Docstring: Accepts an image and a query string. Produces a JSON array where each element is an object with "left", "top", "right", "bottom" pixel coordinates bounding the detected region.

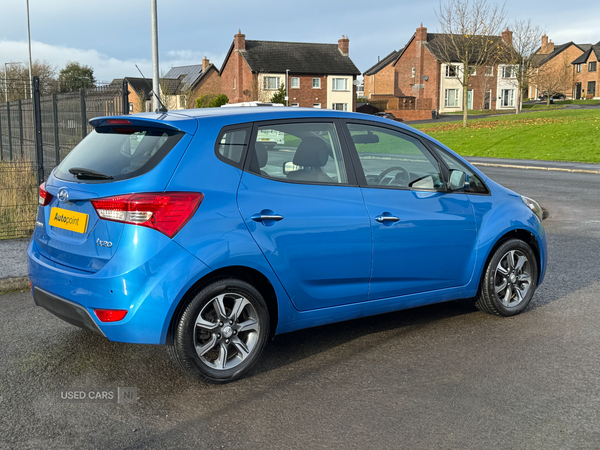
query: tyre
[
  {"left": 475, "top": 239, "right": 538, "bottom": 317},
  {"left": 167, "top": 278, "right": 270, "bottom": 383}
]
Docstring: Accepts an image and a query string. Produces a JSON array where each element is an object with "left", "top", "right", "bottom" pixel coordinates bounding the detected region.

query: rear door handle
[
  {"left": 375, "top": 215, "right": 400, "bottom": 223},
  {"left": 251, "top": 213, "right": 284, "bottom": 222}
]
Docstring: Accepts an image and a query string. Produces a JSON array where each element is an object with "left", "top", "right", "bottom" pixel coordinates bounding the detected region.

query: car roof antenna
[{"left": 135, "top": 64, "right": 168, "bottom": 113}]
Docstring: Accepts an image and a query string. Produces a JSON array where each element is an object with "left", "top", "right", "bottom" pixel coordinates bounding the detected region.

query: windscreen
[{"left": 54, "top": 126, "right": 184, "bottom": 182}]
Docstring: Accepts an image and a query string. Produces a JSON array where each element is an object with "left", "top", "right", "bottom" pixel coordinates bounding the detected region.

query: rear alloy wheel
[
  {"left": 475, "top": 239, "right": 538, "bottom": 316},
  {"left": 168, "top": 278, "right": 270, "bottom": 383}
]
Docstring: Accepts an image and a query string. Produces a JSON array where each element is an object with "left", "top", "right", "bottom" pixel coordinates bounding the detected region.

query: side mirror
[
  {"left": 448, "top": 170, "right": 470, "bottom": 191},
  {"left": 283, "top": 161, "right": 301, "bottom": 175}
]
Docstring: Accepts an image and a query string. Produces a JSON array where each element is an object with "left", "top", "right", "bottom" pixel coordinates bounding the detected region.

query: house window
[
  {"left": 332, "top": 103, "right": 347, "bottom": 111},
  {"left": 145, "top": 100, "right": 151, "bottom": 112},
  {"left": 444, "top": 89, "right": 459, "bottom": 107},
  {"left": 588, "top": 81, "right": 596, "bottom": 96},
  {"left": 445, "top": 65, "right": 457, "bottom": 77},
  {"left": 469, "top": 66, "right": 477, "bottom": 76},
  {"left": 233, "top": 77, "right": 237, "bottom": 89},
  {"left": 485, "top": 66, "right": 493, "bottom": 76},
  {"left": 411, "top": 67, "right": 416, "bottom": 78},
  {"left": 590, "top": 62, "right": 597, "bottom": 72},
  {"left": 502, "top": 66, "right": 515, "bottom": 78},
  {"left": 313, "top": 103, "right": 321, "bottom": 108},
  {"left": 501, "top": 89, "right": 515, "bottom": 107},
  {"left": 129, "top": 102, "right": 133, "bottom": 112},
  {"left": 291, "top": 103, "right": 300, "bottom": 107},
  {"left": 332, "top": 78, "right": 348, "bottom": 91},
  {"left": 263, "top": 76, "right": 280, "bottom": 90},
  {"left": 291, "top": 77, "right": 300, "bottom": 88},
  {"left": 576, "top": 64, "right": 582, "bottom": 73},
  {"left": 312, "top": 78, "right": 321, "bottom": 89}
]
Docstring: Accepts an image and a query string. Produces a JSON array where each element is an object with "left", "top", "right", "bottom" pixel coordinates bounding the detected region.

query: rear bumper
[
  {"left": 28, "top": 226, "right": 212, "bottom": 344},
  {"left": 33, "top": 287, "right": 105, "bottom": 336}
]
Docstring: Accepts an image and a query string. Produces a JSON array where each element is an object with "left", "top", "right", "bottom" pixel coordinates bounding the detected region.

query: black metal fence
[{"left": 0, "top": 77, "right": 129, "bottom": 239}]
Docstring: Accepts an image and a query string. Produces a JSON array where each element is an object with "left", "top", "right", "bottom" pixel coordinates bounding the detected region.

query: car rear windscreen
[{"left": 54, "top": 126, "right": 184, "bottom": 182}]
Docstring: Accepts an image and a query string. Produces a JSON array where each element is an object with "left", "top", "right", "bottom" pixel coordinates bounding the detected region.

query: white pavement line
[{"left": 471, "top": 162, "right": 600, "bottom": 175}]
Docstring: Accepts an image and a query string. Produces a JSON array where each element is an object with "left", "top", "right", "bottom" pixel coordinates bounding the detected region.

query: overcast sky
[{"left": 1, "top": 0, "right": 599, "bottom": 83}]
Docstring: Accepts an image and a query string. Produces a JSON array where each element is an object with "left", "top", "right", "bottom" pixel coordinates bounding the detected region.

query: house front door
[
  {"left": 575, "top": 83, "right": 582, "bottom": 100},
  {"left": 484, "top": 91, "right": 491, "bottom": 110},
  {"left": 467, "top": 90, "right": 474, "bottom": 110}
]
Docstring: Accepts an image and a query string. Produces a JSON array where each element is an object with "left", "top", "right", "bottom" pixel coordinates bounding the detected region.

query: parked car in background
[
  {"left": 538, "top": 92, "right": 566, "bottom": 101},
  {"left": 28, "top": 107, "right": 547, "bottom": 383},
  {"left": 374, "top": 111, "right": 403, "bottom": 121}
]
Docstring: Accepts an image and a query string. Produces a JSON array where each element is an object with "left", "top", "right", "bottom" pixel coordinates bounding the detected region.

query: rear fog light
[{"left": 94, "top": 309, "right": 128, "bottom": 322}]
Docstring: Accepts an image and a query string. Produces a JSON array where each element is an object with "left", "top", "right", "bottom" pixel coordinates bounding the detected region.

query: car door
[
  {"left": 343, "top": 121, "right": 478, "bottom": 300},
  {"left": 237, "top": 120, "right": 372, "bottom": 311}
]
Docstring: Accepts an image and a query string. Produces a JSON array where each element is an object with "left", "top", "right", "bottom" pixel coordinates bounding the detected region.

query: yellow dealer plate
[{"left": 49, "top": 207, "right": 89, "bottom": 234}]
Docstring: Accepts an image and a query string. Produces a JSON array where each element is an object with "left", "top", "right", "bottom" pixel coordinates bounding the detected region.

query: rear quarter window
[{"left": 54, "top": 126, "right": 184, "bottom": 182}]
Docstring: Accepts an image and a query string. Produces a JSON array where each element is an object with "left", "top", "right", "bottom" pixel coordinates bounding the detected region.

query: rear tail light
[
  {"left": 38, "top": 182, "right": 53, "bottom": 206},
  {"left": 90, "top": 192, "right": 203, "bottom": 238},
  {"left": 94, "top": 309, "right": 128, "bottom": 322}
]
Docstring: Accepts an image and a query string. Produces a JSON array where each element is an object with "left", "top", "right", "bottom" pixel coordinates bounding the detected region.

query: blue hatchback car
[{"left": 28, "top": 107, "right": 547, "bottom": 382}]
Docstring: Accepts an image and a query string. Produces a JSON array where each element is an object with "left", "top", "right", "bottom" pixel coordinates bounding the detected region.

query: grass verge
[{"left": 413, "top": 109, "right": 600, "bottom": 163}]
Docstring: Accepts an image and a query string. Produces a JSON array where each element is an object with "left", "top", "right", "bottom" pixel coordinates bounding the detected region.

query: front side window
[
  {"left": 445, "top": 89, "right": 459, "bottom": 107},
  {"left": 248, "top": 122, "right": 347, "bottom": 185},
  {"left": 332, "top": 78, "right": 348, "bottom": 91},
  {"left": 590, "top": 61, "right": 597, "bottom": 72},
  {"left": 312, "top": 78, "right": 321, "bottom": 88},
  {"left": 432, "top": 144, "right": 489, "bottom": 194},
  {"left": 347, "top": 123, "right": 445, "bottom": 190},
  {"left": 291, "top": 77, "right": 300, "bottom": 88},
  {"left": 263, "top": 76, "right": 280, "bottom": 90}
]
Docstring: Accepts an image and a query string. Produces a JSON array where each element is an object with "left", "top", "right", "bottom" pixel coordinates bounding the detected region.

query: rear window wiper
[{"left": 68, "top": 167, "right": 114, "bottom": 180}]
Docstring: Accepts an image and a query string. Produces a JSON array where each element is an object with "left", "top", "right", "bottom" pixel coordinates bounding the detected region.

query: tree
[
  {"left": 0, "top": 60, "right": 57, "bottom": 102},
  {"left": 58, "top": 61, "right": 95, "bottom": 92},
  {"left": 435, "top": 0, "right": 507, "bottom": 127},
  {"left": 208, "top": 94, "right": 229, "bottom": 108},
  {"left": 531, "top": 54, "right": 573, "bottom": 107},
  {"left": 270, "top": 83, "right": 286, "bottom": 104},
  {"left": 504, "top": 19, "right": 544, "bottom": 113}
]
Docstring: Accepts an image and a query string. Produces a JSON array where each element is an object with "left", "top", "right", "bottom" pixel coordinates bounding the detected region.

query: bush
[{"left": 208, "top": 94, "right": 229, "bottom": 108}]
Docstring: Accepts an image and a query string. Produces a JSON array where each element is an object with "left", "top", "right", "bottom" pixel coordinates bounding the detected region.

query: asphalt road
[{"left": 1, "top": 166, "right": 600, "bottom": 449}]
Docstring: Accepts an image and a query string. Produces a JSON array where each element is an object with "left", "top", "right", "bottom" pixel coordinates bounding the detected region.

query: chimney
[
  {"left": 202, "top": 56, "right": 209, "bottom": 72},
  {"left": 416, "top": 23, "right": 428, "bottom": 42},
  {"left": 502, "top": 28, "right": 513, "bottom": 46},
  {"left": 234, "top": 30, "right": 246, "bottom": 51},
  {"left": 338, "top": 35, "right": 349, "bottom": 56},
  {"left": 541, "top": 35, "right": 554, "bottom": 54}
]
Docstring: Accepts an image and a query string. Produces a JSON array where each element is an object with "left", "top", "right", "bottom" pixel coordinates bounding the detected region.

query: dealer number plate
[{"left": 49, "top": 207, "right": 89, "bottom": 234}]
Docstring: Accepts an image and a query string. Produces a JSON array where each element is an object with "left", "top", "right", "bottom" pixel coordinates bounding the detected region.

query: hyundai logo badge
[{"left": 58, "top": 188, "right": 69, "bottom": 203}]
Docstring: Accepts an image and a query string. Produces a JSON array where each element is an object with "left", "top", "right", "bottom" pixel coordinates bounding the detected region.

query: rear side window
[{"left": 54, "top": 127, "right": 184, "bottom": 182}]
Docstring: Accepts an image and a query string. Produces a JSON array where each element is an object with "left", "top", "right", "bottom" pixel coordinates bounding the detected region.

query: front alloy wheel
[
  {"left": 168, "top": 278, "right": 270, "bottom": 383},
  {"left": 475, "top": 239, "right": 538, "bottom": 316}
]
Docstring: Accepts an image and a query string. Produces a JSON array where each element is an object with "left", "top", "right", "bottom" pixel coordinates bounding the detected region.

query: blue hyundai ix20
[{"left": 28, "top": 106, "right": 547, "bottom": 383}]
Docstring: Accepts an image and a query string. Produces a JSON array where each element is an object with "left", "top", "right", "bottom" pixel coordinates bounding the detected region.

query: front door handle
[
  {"left": 375, "top": 214, "right": 400, "bottom": 223},
  {"left": 251, "top": 213, "right": 284, "bottom": 222}
]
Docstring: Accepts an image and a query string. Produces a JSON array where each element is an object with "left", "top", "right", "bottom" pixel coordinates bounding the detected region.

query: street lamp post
[{"left": 26, "top": 0, "right": 34, "bottom": 99}]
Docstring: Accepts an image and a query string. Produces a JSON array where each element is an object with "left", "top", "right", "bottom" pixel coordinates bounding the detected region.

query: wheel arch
[
  {"left": 167, "top": 266, "right": 279, "bottom": 342},
  {"left": 479, "top": 229, "right": 542, "bottom": 290}
]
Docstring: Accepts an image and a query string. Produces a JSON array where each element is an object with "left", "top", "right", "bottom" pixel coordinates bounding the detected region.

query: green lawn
[{"left": 413, "top": 109, "right": 600, "bottom": 163}]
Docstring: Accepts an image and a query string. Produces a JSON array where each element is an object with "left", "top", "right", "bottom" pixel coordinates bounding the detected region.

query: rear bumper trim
[{"left": 33, "top": 287, "right": 105, "bottom": 337}]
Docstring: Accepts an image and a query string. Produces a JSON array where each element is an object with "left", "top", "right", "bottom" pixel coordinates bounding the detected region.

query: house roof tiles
[{"left": 364, "top": 49, "right": 403, "bottom": 76}]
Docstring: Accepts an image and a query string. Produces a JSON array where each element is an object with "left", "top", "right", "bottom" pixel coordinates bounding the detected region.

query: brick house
[
  {"left": 164, "top": 57, "right": 221, "bottom": 107},
  {"left": 363, "top": 49, "right": 403, "bottom": 99},
  {"left": 220, "top": 31, "right": 361, "bottom": 111},
  {"left": 528, "top": 36, "right": 586, "bottom": 100},
  {"left": 112, "top": 76, "right": 186, "bottom": 113},
  {"left": 364, "top": 25, "right": 515, "bottom": 119},
  {"left": 571, "top": 42, "right": 600, "bottom": 99}
]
